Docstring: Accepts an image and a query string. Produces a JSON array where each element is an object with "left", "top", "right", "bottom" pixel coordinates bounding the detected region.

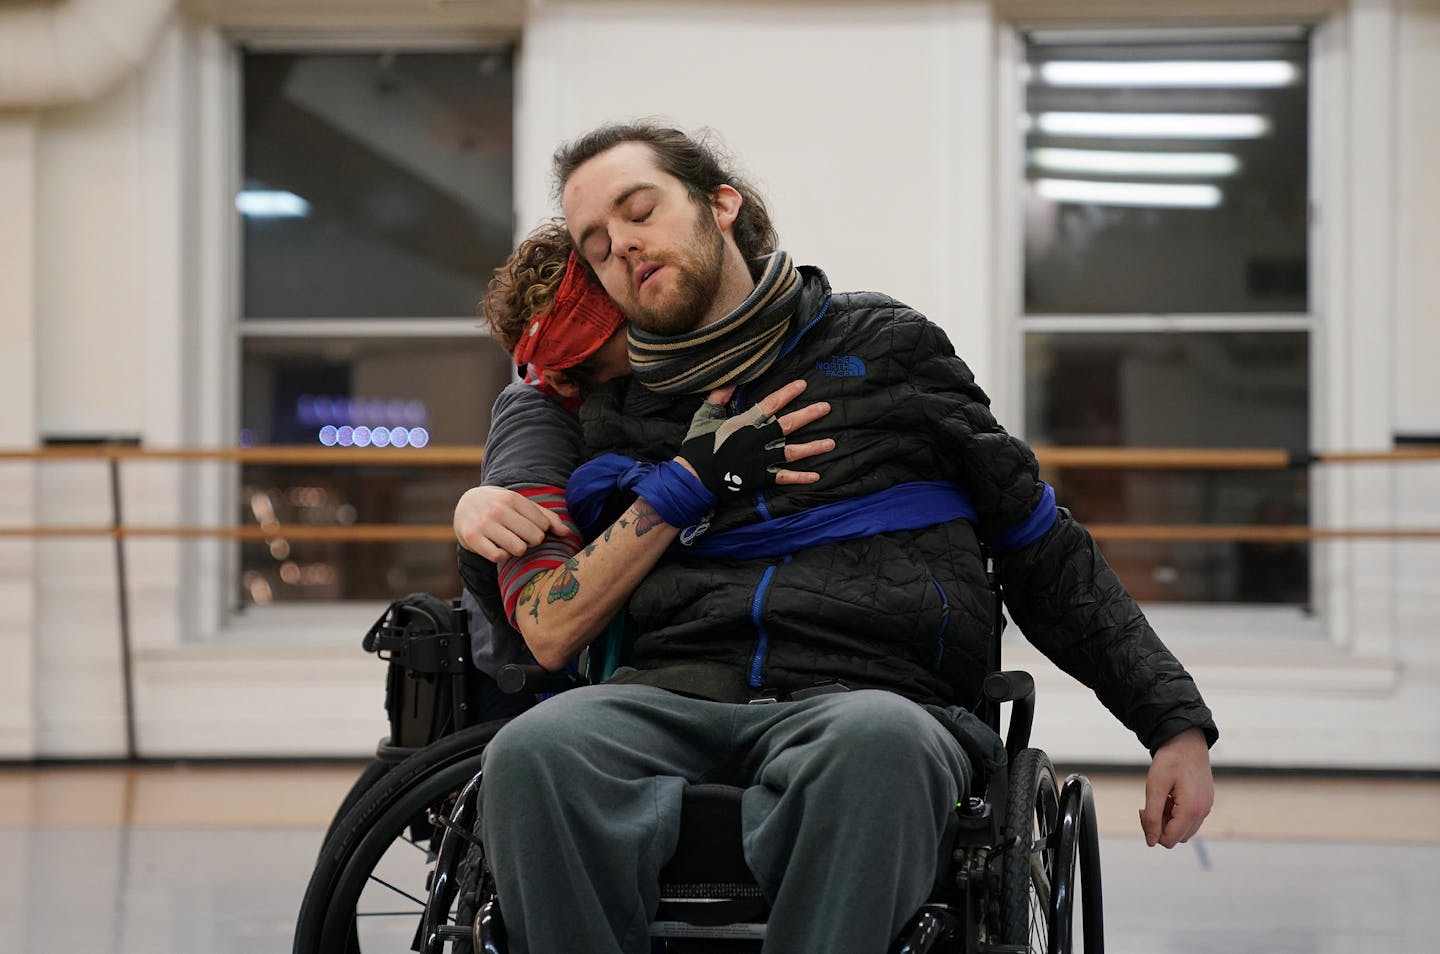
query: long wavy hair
[{"left": 552, "top": 121, "right": 778, "bottom": 261}]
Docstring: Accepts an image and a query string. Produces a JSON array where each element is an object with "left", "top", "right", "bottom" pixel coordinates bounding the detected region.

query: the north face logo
[{"left": 817, "top": 355, "right": 867, "bottom": 378}]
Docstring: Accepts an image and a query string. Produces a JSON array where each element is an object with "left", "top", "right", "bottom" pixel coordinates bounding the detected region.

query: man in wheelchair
[{"left": 455, "top": 122, "right": 1217, "bottom": 954}]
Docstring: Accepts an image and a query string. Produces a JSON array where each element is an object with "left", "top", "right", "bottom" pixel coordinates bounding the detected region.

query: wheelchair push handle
[
  {"left": 982, "top": 670, "right": 1036, "bottom": 761},
  {"left": 497, "top": 663, "right": 584, "bottom": 695}
]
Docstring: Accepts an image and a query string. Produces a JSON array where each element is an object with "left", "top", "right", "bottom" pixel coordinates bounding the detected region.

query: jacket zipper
[
  {"left": 931, "top": 578, "right": 951, "bottom": 664},
  {"left": 746, "top": 485, "right": 781, "bottom": 687},
  {"left": 748, "top": 564, "right": 777, "bottom": 687},
  {"left": 735, "top": 294, "right": 832, "bottom": 689}
]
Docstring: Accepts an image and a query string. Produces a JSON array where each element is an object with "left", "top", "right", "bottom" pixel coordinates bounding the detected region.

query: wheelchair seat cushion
[{"left": 656, "top": 785, "right": 768, "bottom": 926}]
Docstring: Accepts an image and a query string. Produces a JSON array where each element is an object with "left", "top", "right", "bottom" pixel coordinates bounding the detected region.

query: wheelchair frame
[
  {"left": 296, "top": 560, "right": 1106, "bottom": 954},
  {"left": 414, "top": 669, "right": 1104, "bottom": 954}
]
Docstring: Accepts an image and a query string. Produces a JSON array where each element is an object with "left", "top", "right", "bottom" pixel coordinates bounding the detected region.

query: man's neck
[{"left": 697, "top": 246, "right": 760, "bottom": 329}]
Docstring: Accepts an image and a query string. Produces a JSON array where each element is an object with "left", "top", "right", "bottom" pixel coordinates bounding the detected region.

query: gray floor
[{"left": 1, "top": 825, "right": 1435, "bottom": 953}]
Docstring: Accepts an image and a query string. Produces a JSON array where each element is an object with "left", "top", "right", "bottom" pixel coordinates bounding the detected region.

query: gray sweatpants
[{"left": 479, "top": 684, "right": 971, "bottom": 954}]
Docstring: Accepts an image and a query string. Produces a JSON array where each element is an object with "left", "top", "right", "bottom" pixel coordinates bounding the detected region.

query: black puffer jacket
[{"left": 582, "top": 266, "right": 1216, "bottom": 752}]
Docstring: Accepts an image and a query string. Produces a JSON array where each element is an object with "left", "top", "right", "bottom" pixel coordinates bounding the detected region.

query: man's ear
[
  {"left": 540, "top": 368, "right": 581, "bottom": 399},
  {"left": 710, "top": 184, "right": 743, "bottom": 234}
]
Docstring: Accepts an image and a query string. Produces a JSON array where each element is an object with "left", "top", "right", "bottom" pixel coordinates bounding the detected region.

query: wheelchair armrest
[
  {"left": 496, "top": 664, "right": 584, "bottom": 695},
  {"left": 982, "top": 670, "right": 1035, "bottom": 762}
]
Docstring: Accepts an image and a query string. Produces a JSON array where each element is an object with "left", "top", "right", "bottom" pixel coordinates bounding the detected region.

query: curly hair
[
  {"left": 480, "top": 219, "right": 574, "bottom": 354},
  {"left": 553, "top": 121, "right": 778, "bottom": 261}
]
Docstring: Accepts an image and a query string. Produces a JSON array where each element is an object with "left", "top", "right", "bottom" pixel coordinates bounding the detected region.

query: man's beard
[{"left": 625, "top": 206, "right": 726, "bottom": 336}]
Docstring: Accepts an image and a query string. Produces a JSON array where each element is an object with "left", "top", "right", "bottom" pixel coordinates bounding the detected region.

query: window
[
  {"left": 1018, "top": 28, "right": 1313, "bottom": 605},
  {"left": 237, "top": 48, "right": 516, "bottom": 604}
]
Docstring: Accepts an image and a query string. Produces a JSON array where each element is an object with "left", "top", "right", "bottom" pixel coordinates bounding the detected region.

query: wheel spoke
[
  {"left": 356, "top": 911, "right": 427, "bottom": 918},
  {"left": 293, "top": 726, "right": 499, "bottom": 954},
  {"left": 365, "top": 873, "right": 429, "bottom": 909},
  {"left": 1029, "top": 853, "right": 1052, "bottom": 910},
  {"left": 1029, "top": 884, "right": 1047, "bottom": 953}
]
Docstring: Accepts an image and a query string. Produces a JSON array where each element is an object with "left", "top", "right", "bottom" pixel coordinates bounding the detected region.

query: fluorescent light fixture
[
  {"left": 1040, "top": 60, "right": 1299, "bottom": 88},
  {"left": 1034, "top": 112, "right": 1270, "bottom": 139},
  {"left": 1035, "top": 178, "right": 1222, "bottom": 209},
  {"left": 236, "top": 190, "right": 311, "bottom": 217},
  {"left": 1029, "top": 147, "right": 1240, "bottom": 177}
]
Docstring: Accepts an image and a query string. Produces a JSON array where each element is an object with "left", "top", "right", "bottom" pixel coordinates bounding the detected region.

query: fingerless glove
[{"left": 677, "top": 401, "right": 786, "bottom": 496}]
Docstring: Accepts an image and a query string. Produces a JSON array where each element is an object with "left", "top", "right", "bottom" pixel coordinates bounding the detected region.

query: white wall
[
  {"left": 518, "top": 0, "right": 1001, "bottom": 382},
  {"left": 1394, "top": 0, "right": 1440, "bottom": 435},
  {"left": 0, "top": 116, "right": 40, "bottom": 759},
  {"left": 0, "top": 0, "right": 1436, "bottom": 765},
  {"left": 32, "top": 52, "right": 146, "bottom": 757}
]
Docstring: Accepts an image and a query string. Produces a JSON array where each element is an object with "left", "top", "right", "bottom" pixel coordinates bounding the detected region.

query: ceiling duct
[{"left": 0, "top": 0, "right": 174, "bottom": 109}]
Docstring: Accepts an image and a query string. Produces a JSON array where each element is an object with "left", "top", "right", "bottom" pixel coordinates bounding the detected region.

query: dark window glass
[
  {"left": 238, "top": 336, "right": 512, "bottom": 605},
  {"left": 1023, "top": 34, "right": 1309, "bottom": 314},
  {"left": 1026, "top": 331, "right": 1310, "bottom": 604},
  {"left": 241, "top": 50, "right": 514, "bottom": 318},
  {"left": 236, "top": 48, "right": 516, "bottom": 609},
  {"left": 1025, "top": 331, "right": 1308, "bottom": 449},
  {"left": 1020, "top": 30, "right": 1314, "bottom": 608}
]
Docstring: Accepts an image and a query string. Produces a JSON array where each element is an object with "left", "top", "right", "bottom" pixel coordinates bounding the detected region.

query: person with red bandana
[{"left": 454, "top": 220, "right": 827, "bottom": 706}]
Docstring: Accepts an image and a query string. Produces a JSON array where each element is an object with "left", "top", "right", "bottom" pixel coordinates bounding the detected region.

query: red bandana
[{"left": 510, "top": 252, "right": 626, "bottom": 371}]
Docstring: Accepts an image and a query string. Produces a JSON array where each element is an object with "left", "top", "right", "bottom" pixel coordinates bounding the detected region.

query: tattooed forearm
[
  {"left": 546, "top": 558, "right": 581, "bottom": 604},
  {"left": 633, "top": 500, "right": 663, "bottom": 537},
  {"left": 518, "top": 576, "right": 541, "bottom": 623}
]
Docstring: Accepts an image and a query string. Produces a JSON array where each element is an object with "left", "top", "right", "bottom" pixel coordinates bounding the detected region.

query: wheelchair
[{"left": 295, "top": 582, "right": 1105, "bottom": 954}]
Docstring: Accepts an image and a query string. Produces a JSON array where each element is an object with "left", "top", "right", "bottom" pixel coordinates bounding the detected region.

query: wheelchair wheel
[
  {"left": 417, "top": 765, "right": 488, "bottom": 954},
  {"left": 445, "top": 833, "right": 489, "bottom": 954},
  {"left": 998, "top": 748, "right": 1060, "bottom": 953},
  {"left": 294, "top": 719, "right": 507, "bottom": 954},
  {"left": 319, "top": 759, "right": 393, "bottom": 852}
]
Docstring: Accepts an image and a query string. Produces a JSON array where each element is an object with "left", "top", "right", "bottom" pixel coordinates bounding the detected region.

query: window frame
[
  {"left": 996, "top": 14, "right": 1394, "bottom": 658},
  {"left": 189, "top": 32, "right": 518, "bottom": 644}
]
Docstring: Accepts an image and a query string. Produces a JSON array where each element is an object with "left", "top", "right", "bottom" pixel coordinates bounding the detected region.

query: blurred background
[{"left": 0, "top": 0, "right": 1435, "bottom": 772}]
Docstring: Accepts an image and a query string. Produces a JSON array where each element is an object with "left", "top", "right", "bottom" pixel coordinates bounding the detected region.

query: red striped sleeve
[{"left": 496, "top": 483, "right": 582, "bottom": 626}]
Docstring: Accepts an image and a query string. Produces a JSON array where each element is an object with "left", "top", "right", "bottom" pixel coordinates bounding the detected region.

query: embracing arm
[
  {"left": 455, "top": 382, "right": 585, "bottom": 563},
  {"left": 455, "top": 485, "right": 572, "bottom": 562},
  {"left": 455, "top": 382, "right": 588, "bottom": 642},
  {"left": 512, "top": 497, "right": 680, "bottom": 670},
  {"left": 512, "top": 379, "right": 835, "bottom": 671}
]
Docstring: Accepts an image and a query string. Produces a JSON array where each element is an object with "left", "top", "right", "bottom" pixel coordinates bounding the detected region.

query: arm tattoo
[
  {"left": 633, "top": 500, "right": 663, "bottom": 537},
  {"left": 518, "top": 576, "right": 541, "bottom": 623},
  {"left": 546, "top": 558, "right": 581, "bottom": 604}
]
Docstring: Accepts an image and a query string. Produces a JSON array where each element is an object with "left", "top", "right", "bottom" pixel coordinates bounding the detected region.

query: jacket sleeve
[
  {"left": 997, "top": 511, "right": 1218, "bottom": 752},
  {"left": 904, "top": 315, "right": 1046, "bottom": 536},
  {"left": 906, "top": 315, "right": 1218, "bottom": 752}
]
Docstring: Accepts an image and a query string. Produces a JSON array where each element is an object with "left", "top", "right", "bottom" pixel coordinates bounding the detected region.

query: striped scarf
[{"left": 627, "top": 251, "right": 801, "bottom": 395}]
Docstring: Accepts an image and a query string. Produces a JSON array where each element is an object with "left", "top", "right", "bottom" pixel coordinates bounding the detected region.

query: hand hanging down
[{"left": 1139, "top": 727, "right": 1215, "bottom": 848}]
